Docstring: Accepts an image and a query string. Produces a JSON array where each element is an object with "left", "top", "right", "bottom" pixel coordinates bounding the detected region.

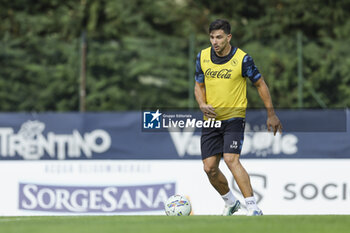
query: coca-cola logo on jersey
[{"left": 205, "top": 68, "right": 232, "bottom": 79}]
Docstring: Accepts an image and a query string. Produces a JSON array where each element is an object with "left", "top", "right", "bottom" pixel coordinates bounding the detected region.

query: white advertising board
[{"left": 0, "top": 159, "right": 349, "bottom": 215}]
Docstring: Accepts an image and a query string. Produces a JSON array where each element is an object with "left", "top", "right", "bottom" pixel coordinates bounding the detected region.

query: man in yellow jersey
[{"left": 194, "top": 19, "right": 282, "bottom": 216}]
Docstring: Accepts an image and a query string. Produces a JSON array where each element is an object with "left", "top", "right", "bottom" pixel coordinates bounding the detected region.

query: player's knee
[
  {"left": 223, "top": 154, "right": 240, "bottom": 166},
  {"left": 203, "top": 165, "right": 218, "bottom": 178}
]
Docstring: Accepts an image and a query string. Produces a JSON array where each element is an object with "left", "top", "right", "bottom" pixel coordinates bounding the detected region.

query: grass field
[{"left": 1, "top": 215, "right": 349, "bottom": 233}]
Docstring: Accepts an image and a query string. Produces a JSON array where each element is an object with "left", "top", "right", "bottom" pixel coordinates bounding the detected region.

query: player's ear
[{"left": 227, "top": 34, "right": 232, "bottom": 42}]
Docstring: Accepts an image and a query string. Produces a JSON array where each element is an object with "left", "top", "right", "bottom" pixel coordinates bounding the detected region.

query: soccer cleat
[
  {"left": 247, "top": 209, "right": 263, "bottom": 216},
  {"left": 222, "top": 200, "right": 241, "bottom": 216}
]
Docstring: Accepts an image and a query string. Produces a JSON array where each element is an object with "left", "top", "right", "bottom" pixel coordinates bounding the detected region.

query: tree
[{"left": 0, "top": 0, "right": 349, "bottom": 111}]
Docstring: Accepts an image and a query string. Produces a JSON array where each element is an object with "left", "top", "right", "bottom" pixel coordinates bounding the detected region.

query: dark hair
[{"left": 209, "top": 19, "right": 231, "bottom": 34}]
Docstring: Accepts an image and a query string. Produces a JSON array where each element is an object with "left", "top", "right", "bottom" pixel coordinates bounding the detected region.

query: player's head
[
  {"left": 209, "top": 19, "right": 232, "bottom": 54},
  {"left": 209, "top": 19, "right": 231, "bottom": 35}
]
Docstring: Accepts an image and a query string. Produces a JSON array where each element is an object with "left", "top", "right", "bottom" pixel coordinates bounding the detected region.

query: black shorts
[{"left": 201, "top": 118, "right": 245, "bottom": 160}]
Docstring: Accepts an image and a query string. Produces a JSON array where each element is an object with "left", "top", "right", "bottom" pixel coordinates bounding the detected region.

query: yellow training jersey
[{"left": 200, "top": 46, "right": 248, "bottom": 120}]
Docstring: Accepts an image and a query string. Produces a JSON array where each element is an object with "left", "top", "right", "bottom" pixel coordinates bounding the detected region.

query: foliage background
[{"left": 1, "top": 0, "right": 350, "bottom": 111}]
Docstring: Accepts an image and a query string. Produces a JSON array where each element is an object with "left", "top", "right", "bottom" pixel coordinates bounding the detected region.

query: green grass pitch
[{"left": 1, "top": 215, "right": 349, "bottom": 233}]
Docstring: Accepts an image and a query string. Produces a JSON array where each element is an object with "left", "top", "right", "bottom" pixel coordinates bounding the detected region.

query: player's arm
[
  {"left": 195, "top": 82, "right": 216, "bottom": 118},
  {"left": 254, "top": 77, "right": 282, "bottom": 135},
  {"left": 243, "top": 54, "right": 282, "bottom": 135},
  {"left": 194, "top": 52, "right": 216, "bottom": 118}
]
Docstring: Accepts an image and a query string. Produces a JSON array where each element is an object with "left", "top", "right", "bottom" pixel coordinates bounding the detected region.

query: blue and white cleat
[
  {"left": 222, "top": 200, "right": 241, "bottom": 216},
  {"left": 247, "top": 209, "right": 263, "bottom": 216}
]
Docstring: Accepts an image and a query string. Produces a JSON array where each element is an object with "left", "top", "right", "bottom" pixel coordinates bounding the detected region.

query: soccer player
[{"left": 194, "top": 19, "right": 282, "bottom": 216}]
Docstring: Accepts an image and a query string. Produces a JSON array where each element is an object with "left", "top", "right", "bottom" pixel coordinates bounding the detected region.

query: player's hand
[
  {"left": 267, "top": 114, "right": 282, "bottom": 135},
  {"left": 200, "top": 104, "right": 216, "bottom": 119}
]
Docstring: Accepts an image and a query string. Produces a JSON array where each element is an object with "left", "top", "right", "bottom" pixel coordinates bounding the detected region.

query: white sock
[
  {"left": 221, "top": 191, "right": 237, "bottom": 206},
  {"left": 245, "top": 196, "right": 259, "bottom": 210}
]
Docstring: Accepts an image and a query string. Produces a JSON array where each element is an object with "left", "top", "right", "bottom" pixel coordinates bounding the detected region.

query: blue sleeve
[
  {"left": 242, "top": 55, "right": 261, "bottom": 83},
  {"left": 195, "top": 52, "right": 204, "bottom": 83}
]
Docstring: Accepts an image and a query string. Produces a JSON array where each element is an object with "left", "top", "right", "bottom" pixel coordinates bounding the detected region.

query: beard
[{"left": 214, "top": 42, "right": 229, "bottom": 56}]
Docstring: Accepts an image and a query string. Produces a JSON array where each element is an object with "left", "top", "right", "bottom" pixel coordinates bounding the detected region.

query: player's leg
[
  {"left": 202, "top": 154, "right": 229, "bottom": 195},
  {"left": 202, "top": 154, "right": 241, "bottom": 215},
  {"left": 223, "top": 153, "right": 262, "bottom": 215},
  {"left": 223, "top": 153, "right": 253, "bottom": 197},
  {"left": 223, "top": 118, "right": 262, "bottom": 216},
  {"left": 201, "top": 126, "right": 240, "bottom": 215}
]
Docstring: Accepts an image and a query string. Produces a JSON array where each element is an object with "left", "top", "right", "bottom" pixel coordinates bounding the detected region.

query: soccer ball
[{"left": 164, "top": 194, "right": 192, "bottom": 216}]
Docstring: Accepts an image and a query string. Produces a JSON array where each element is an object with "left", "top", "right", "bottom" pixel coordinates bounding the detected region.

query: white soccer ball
[{"left": 164, "top": 194, "right": 192, "bottom": 216}]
